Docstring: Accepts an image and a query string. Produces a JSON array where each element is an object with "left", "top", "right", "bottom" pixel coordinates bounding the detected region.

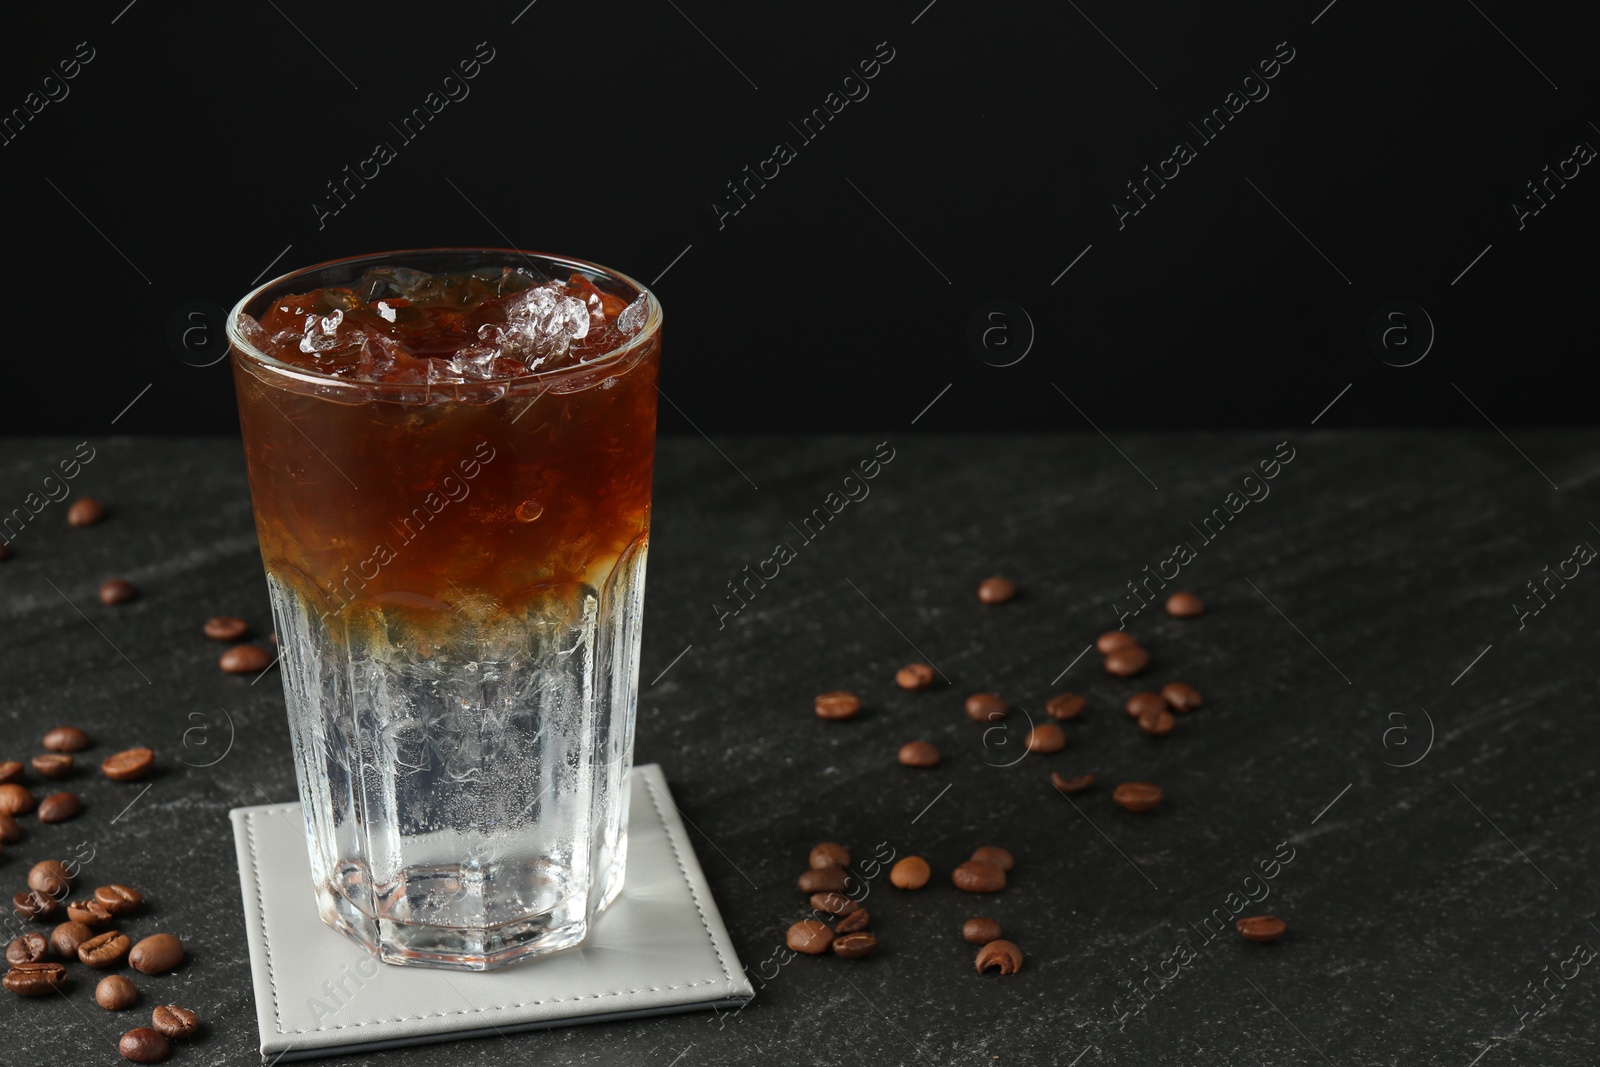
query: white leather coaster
[{"left": 230, "top": 764, "right": 753, "bottom": 1061}]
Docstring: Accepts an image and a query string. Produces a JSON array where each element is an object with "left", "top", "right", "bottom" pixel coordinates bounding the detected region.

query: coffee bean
[
  {"left": 96, "top": 885, "right": 143, "bottom": 915},
  {"left": 1112, "top": 782, "right": 1163, "bottom": 812},
  {"left": 102, "top": 747, "right": 155, "bottom": 782},
  {"left": 0, "top": 761, "right": 23, "bottom": 785},
  {"left": 889, "top": 856, "right": 930, "bottom": 890},
  {"left": 7, "top": 933, "right": 48, "bottom": 965},
  {"left": 1025, "top": 724, "right": 1065, "bottom": 754},
  {"left": 1162, "top": 682, "right": 1203, "bottom": 713},
  {"left": 785, "top": 919, "right": 833, "bottom": 955},
  {"left": 835, "top": 909, "right": 871, "bottom": 935},
  {"left": 809, "top": 842, "right": 851, "bottom": 870},
  {"left": 51, "top": 921, "right": 94, "bottom": 959},
  {"left": 970, "top": 846, "right": 1013, "bottom": 872},
  {"left": 1051, "top": 772, "right": 1095, "bottom": 794},
  {"left": 203, "top": 616, "right": 250, "bottom": 642},
  {"left": 1104, "top": 646, "right": 1150, "bottom": 678},
  {"left": 1236, "top": 915, "right": 1287, "bottom": 943},
  {"left": 0, "top": 811, "right": 21, "bottom": 843},
  {"left": 39, "top": 792, "right": 82, "bottom": 823},
  {"left": 1045, "top": 693, "right": 1085, "bottom": 721},
  {"left": 951, "top": 861, "right": 1006, "bottom": 893},
  {"left": 31, "top": 754, "right": 73, "bottom": 779},
  {"left": 810, "top": 892, "right": 858, "bottom": 917},
  {"left": 832, "top": 932, "right": 877, "bottom": 959},
  {"left": 898, "top": 740, "right": 940, "bottom": 767},
  {"left": 67, "top": 899, "right": 114, "bottom": 926},
  {"left": 129, "top": 933, "right": 184, "bottom": 975},
  {"left": 798, "top": 868, "right": 851, "bottom": 895},
  {"left": 119, "top": 1027, "right": 170, "bottom": 1063},
  {"left": 220, "top": 645, "right": 271, "bottom": 674},
  {"left": 97, "top": 974, "right": 140, "bottom": 1010},
  {"left": 4, "top": 961, "right": 68, "bottom": 996},
  {"left": 0, "top": 783, "right": 35, "bottom": 815},
  {"left": 964, "top": 692, "right": 1007, "bottom": 723},
  {"left": 100, "top": 579, "right": 138, "bottom": 606},
  {"left": 1125, "top": 692, "right": 1164, "bottom": 719},
  {"left": 962, "top": 918, "right": 1002, "bottom": 945},
  {"left": 43, "top": 726, "right": 90, "bottom": 753},
  {"left": 1138, "top": 707, "right": 1175, "bottom": 738},
  {"left": 896, "top": 663, "right": 936, "bottom": 691},
  {"left": 1096, "top": 631, "right": 1136, "bottom": 655},
  {"left": 29, "top": 860, "right": 74, "bottom": 897},
  {"left": 814, "top": 691, "right": 861, "bottom": 721},
  {"left": 975, "top": 939, "right": 1023, "bottom": 975},
  {"left": 13, "top": 891, "right": 59, "bottom": 921},
  {"left": 1165, "top": 591, "right": 1205, "bottom": 618},
  {"left": 977, "top": 576, "right": 1016, "bottom": 604},
  {"left": 151, "top": 1004, "right": 199, "bottom": 1039},
  {"left": 80, "top": 930, "right": 132, "bottom": 969},
  {"left": 67, "top": 496, "right": 105, "bottom": 527}
]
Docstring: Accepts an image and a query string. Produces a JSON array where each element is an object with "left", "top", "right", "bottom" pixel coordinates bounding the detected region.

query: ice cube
[
  {"left": 356, "top": 267, "right": 443, "bottom": 304},
  {"left": 299, "top": 309, "right": 345, "bottom": 353},
  {"left": 499, "top": 284, "right": 591, "bottom": 364},
  {"left": 616, "top": 293, "right": 649, "bottom": 336}
]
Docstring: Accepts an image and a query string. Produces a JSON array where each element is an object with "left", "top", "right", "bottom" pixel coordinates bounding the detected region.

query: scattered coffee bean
[
  {"left": 43, "top": 726, "right": 90, "bottom": 753},
  {"left": 835, "top": 909, "right": 871, "bottom": 935},
  {"left": 96, "top": 885, "right": 143, "bottom": 915},
  {"left": 809, "top": 892, "right": 858, "bottom": 917},
  {"left": 1045, "top": 693, "right": 1085, "bottom": 721},
  {"left": 0, "top": 811, "right": 21, "bottom": 843},
  {"left": 80, "top": 930, "right": 133, "bottom": 969},
  {"left": 13, "top": 891, "right": 59, "bottom": 921},
  {"left": 1125, "top": 692, "right": 1165, "bottom": 719},
  {"left": 896, "top": 663, "right": 936, "bottom": 691},
  {"left": 1236, "top": 915, "right": 1287, "bottom": 943},
  {"left": 976, "top": 576, "right": 1016, "bottom": 604},
  {"left": 38, "top": 792, "right": 83, "bottom": 823},
  {"left": 798, "top": 868, "right": 850, "bottom": 894},
  {"left": 29, "top": 860, "right": 74, "bottom": 897},
  {"left": 890, "top": 856, "right": 931, "bottom": 890},
  {"left": 1025, "top": 724, "right": 1065, "bottom": 754},
  {"left": 67, "top": 899, "right": 114, "bottom": 926},
  {"left": 129, "top": 933, "right": 185, "bottom": 975},
  {"left": 898, "top": 740, "right": 940, "bottom": 767},
  {"left": 814, "top": 691, "right": 862, "bottom": 721},
  {"left": 964, "top": 692, "right": 1007, "bottom": 723},
  {"left": 1104, "top": 646, "right": 1150, "bottom": 678},
  {"left": 975, "top": 939, "right": 1023, "bottom": 975},
  {"left": 0, "top": 761, "right": 23, "bottom": 786},
  {"left": 101, "top": 747, "right": 155, "bottom": 782},
  {"left": 67, "top": 496, "right": 105, "bottom": 527},
  {"left": 203, "top": 616, "right": 250, "bottom": 642},
  {"left": 100, "top": 579, "right": 138, "bottom": 606},
  {"left": 0, "top": 783, "right": 36, "bottom": 815},
  {"left": 1162, "top": 682, "right": 1203, "bottom": 713},
  {"left": 963, "top": 918, "right": 1002, "bottom": 945},
  {"left": 119, "top": 1027, "right": 170, "bottom": 1063},
  {"left": 951, "top": 861, "right": 1006, "bottom": 893},
  {"left": 4, "top": 961, "right": 68, "bottom": 996},
  {"left": 1165, "top": 591, "right": 1205, "bottom": 618},
  {"left": 1138, "top": 708, "right": 1175, "bottom": 738},
  {"left": 220, "top": 645, "right": 271, "bottom": 674},
  {"left": 7, "top": 933, "right": 48, "bottom": 965},
  {"left": 809, "top": 842, "right": 851, "bottom": 870},
  {"left": 832, "top": 932, "right": 877, "bottom": 959},
  {"left": 1051, "top": 772, "right": 1095, "bottom": 794},
  {"left": 1096, "top": 631, "right": 1136, "bottom": 655},
  {"left": 1112, "top": 782, "right": 1163, "bottom": 813},
  {"left": 970, "top": 846, "right": 1014, "bottom": 872},
  {"left": 151, "top": 1004, "right": 199, "bottom": 1039},
  {"left": 785, "top": 919, "right": 833, "bottom": 955},
  {"left": 97, "top": 974, "right": 140, "bottom": 1010},
  {"left": 31, "top": 754, "right": 73, "bottom": 779},
  {"left": 51, "top": 921, "right": 94, "bottom": 959}
]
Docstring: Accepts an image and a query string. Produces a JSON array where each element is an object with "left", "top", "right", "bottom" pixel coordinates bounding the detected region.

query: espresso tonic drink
[{"left": 229, "top": 250, "right": 661, "bottom": 969}]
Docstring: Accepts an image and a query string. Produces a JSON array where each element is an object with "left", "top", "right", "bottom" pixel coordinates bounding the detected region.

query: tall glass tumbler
[{"left": 227, "top": 250, "right": 661, "bottom": 970}]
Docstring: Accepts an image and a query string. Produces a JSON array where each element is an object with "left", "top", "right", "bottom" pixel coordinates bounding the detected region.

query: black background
[{"left": 1, "top": 1, "right": 1594, "bottom": 435}]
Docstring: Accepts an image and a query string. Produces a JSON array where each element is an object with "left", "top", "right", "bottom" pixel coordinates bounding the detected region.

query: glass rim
[{"left": 226, "top": 247, "right": 662, "bottom": 393}]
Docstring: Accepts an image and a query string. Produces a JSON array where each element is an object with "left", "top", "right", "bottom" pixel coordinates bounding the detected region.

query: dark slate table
[{"left": 1, "top": 431, "right": 1594, "bottom": 1066}]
